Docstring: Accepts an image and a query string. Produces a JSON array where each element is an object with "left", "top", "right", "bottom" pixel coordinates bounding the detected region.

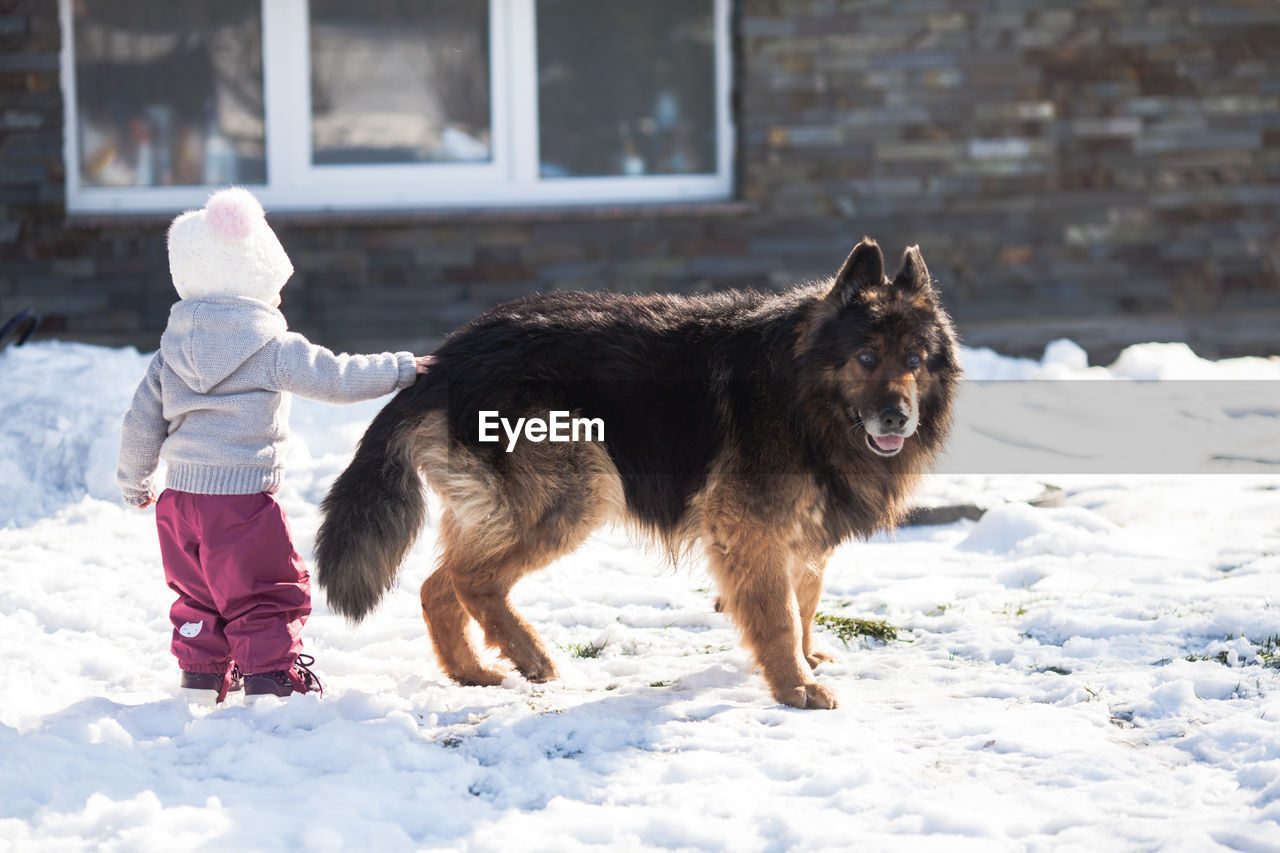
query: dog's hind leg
[
  {"left": 424, "top": 440, "right": 622, "bottom": 685},
  {"left": 445, "top": 496, "right": 605, "bottom": 684},
  {"left": 422, "top": 530, "right": 565, "bottom": 685},
  {"left": 445, "top": 536, "right": 562, "bottom": 683},
  {"left": 420, "top": 537, "right": 506, "bottom": 686}
]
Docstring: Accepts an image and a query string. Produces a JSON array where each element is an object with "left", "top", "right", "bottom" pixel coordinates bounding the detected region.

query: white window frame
[{"left": 60, "top": 0, "right": 735, "bottom": 213}]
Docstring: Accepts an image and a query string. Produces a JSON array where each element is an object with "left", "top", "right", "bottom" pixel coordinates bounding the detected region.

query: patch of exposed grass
[
  {"left": 1256, "top": 634, "right": 1280, "bottom": 669},
  {"left": 1183, "top": 634, "right": 1280, "bottom": 669},
  {"left": 565, "top": 641, "right": 604, "bottom": 659},
  {"left": 1186, "top": 651, "right": 1232, "bottom": 665},
  {"left": 814, "top": 612, "right": 898, "bottom": 645}
]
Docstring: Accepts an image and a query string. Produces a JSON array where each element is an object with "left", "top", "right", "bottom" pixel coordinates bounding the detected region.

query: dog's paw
[
  {"left": 777, "top": 681, "right": 839, "bottom": 710},
  {"left": 518, "top": 657, "right": 559, "bottom": 683},
  {"left": 805, "top": 650, "right": 839, "bottom": 669},
  {"left": 456, "top": 666, "right": 508, "bottom": 687}
]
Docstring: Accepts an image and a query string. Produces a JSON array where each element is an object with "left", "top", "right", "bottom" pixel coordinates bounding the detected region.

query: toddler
[{"left": 117, "top": 187, "right": 430, "bottom": 704}]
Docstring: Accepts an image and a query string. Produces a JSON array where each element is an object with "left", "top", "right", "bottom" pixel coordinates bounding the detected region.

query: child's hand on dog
[{"left": 414, "top": 355, "right": 436, "bottom": 375}]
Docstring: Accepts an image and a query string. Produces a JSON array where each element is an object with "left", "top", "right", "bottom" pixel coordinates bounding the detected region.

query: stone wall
[{"left": 2, "top": 0, "right": 1279, "bottom": 360}]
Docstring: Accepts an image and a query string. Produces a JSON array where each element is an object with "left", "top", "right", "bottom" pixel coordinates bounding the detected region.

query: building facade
[{"left": 3, "top": 0, "right": 1279, "bottom": 359}]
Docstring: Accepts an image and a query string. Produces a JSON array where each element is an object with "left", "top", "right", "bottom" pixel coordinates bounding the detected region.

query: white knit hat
[{"left": 167, "top": 187, "right": 294, "bottom": 302}]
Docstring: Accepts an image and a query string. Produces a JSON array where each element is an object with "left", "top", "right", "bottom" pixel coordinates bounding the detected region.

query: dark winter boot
[
  {"left": 179, "top": 663, "right": 243, "bottom": 706},
  {"left": 243, "top": 654, "right": 323, "bottom": 702}
]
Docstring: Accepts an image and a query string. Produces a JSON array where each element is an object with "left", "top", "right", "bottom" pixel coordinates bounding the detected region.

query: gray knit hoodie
[{"left": 116, "top": 295, "right": 416, "bottom": 506}]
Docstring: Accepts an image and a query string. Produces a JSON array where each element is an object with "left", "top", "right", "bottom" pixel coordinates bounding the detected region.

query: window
[
  {"left": 308, "top": 1, "right": 491, "bottom": 167},
  {"left": 537, "top": 1, "right": 720, "bottom": 180},
  {"left": 60, "top": 0, "right": 734, "bottom": 213},
  {"left": 67, "top": 2, "right": 266, "bottom": 191}
]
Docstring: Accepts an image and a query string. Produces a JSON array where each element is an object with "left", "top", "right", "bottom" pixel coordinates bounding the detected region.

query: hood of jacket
[{"left": 160, "top": 296, "right": 287, "bottom": 393}]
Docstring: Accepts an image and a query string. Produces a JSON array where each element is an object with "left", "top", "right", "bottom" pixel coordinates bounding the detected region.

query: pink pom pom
[{"left": 204, "top": 187, "right": 264, "bottom": 241}]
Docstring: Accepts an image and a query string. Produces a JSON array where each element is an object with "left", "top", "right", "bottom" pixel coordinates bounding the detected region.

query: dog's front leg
[
  {"left": 703, "top": 506, "right": 838, "bottom": 710},
  {"left": 795, "top": 552, "right": 838, "bottom": 669}
]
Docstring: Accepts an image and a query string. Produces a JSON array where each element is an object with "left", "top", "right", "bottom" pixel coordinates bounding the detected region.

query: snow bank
[{"left": 0, "top": 343, "right": 153, "bottom": 525}]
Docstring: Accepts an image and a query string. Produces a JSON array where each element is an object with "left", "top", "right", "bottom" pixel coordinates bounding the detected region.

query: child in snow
[{"left": 116, "top": 187, "right": 431, "bottom": 705}]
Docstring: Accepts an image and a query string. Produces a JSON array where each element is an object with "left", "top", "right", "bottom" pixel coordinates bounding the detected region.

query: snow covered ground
[{"left": 2, "top": 338, "right": 1280, "bottom": 852}]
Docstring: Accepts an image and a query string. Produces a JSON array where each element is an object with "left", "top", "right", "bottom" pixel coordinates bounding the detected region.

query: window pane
[
  {"left": 72, "top": 1, "right": 265, "bottom": 188},
  {"left": 537, "top": 0, "right": 717, "bottom": 179},
  {"left": 310, "top": 1, "right": 491, "bottom": 166}
]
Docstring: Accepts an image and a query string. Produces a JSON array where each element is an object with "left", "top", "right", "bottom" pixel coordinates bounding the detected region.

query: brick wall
[{"left": 2, "top": 0, "right": 1279, "bottom": 361}]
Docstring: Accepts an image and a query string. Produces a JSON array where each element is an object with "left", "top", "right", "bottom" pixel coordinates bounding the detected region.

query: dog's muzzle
[{"left": 861, "top": 403, "right": 916, "bottom": 457}]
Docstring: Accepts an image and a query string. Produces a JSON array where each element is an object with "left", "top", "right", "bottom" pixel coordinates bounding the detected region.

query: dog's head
[{"left": 797, "top": 238, "right": 960, "bottom": 462}]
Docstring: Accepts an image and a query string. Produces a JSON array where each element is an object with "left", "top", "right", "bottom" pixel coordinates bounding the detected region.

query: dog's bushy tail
[{"left": 315, "top": 394, "right": 427, "bottom": 622}]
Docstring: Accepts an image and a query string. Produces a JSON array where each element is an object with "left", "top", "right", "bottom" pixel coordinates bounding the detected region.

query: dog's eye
[
  {"left": 906, "top": 353, "right": 922, "bottom": 369},
  {"left": 857, "top": 352, "right": 876, "bottom": 367}
]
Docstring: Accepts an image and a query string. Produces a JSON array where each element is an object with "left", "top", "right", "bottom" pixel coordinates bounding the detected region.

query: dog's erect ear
[
  {"left": 829, "top": 238, "right": 884, "bottom": 306},
  {"left": 893, "top": 245, "right": 933, "bottom": 294}
]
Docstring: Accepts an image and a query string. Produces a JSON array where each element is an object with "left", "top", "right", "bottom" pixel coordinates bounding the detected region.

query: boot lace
[{"left": 292, "top": 654, "right": 323, "bottom": 697}]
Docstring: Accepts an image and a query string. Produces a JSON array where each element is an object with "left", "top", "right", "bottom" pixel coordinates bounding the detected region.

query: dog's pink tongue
[{"left": 873, "top": 434, "right": 905, "bottom": 452}]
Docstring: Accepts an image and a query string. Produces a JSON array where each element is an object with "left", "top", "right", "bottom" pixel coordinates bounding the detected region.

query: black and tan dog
[{"left": 316, "top": 238, "right": 959, "bottom": 709}]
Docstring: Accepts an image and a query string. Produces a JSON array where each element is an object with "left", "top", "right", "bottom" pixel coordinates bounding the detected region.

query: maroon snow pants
[{"left": 155, "top": 489, "right": 310, "bottom": 675}]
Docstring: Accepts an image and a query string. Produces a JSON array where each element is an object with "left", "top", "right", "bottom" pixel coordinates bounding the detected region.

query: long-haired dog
[{"left": 316, "top": 238, "right": 959, "bottom": 708}]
